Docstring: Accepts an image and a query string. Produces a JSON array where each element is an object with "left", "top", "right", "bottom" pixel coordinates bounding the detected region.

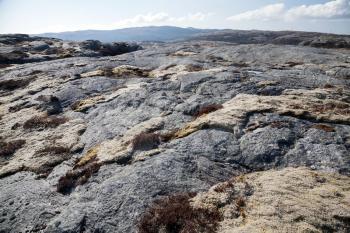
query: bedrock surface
[{"left": 0, "top": 39, "right": 349, "bottom": 232}]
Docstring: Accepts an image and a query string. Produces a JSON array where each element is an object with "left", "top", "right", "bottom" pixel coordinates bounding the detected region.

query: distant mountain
[
  {"left": 35, "top": 26, "right": 218, "bottom": 42},
  {"left": 34, "top": 26, "right": 350, "bottom": 49}
]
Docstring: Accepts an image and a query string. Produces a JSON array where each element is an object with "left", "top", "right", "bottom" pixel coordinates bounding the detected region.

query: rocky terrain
[
  {"left": 0, "top": 33, "right": 349, "bottom": 232},
  {"left": 191, "top": 30, "right": 350, "bottom": 49},
  {"left": 0, "top": 34, "right": 140, "bottom": 65}
]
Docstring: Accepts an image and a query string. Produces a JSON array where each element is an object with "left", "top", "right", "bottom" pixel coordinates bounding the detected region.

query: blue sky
[{"left": 0, "top": 0, "right": 349, "bottom": 34}]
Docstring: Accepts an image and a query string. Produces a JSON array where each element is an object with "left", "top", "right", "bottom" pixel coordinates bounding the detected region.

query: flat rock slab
[{"left": 0, "top": 38, "right": 349, "bottom": 232}]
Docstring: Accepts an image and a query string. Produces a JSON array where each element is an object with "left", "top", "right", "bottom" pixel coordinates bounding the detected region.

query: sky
[{"left": 0, "top": 0, "right": 349, "bottom": 34}]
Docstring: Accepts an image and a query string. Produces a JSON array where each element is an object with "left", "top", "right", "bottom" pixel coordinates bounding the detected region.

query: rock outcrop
[
  {"left": 0, "top": 34, "right": 141, "bottom": 64},
  {"left": 0, "top": 35, "right": 349, "bottom": 232}
]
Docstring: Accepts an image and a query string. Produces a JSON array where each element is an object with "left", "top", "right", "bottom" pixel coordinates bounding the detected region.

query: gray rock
[{"left": 0, "top": 37, "right": 349, "bottom": 232}]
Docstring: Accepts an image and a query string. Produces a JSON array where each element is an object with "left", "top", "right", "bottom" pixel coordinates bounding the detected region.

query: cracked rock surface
[{"left": 0, "top": 35, "right": 350, "bottom": 232}]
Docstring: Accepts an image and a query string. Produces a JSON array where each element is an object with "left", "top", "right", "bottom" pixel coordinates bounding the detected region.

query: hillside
[
  {"left": 36, "top": 26, "right": 216, "bottom": 42},
  {"left": 36, "top": 26, "right": 350, "bottom": 49}
]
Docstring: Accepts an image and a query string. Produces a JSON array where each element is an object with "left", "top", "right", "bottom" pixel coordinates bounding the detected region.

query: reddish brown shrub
[
  {"left": 132, "top": 132, "right": 160, "bottom": 150},
  {"left": 235, "top": 197, "right": 246, "bottom": 219},
  {"left": 214, "top": 181, "right": 234, "bottom": 193},
  {"left": 0, "top": 79, "right": 31, "bottom": 91},
  {"left": 23, "top": 115, "right": 67, "bottom": 130},
  {"left": 312, "top": 102, "right": 350, "bottom": 115},
  {"left": 270, "top": 121, "right": 291, "bottom": 129},
  {"left": 236, "top": 197, "right": 246, "bottom": 208},
  {"left": 194, "top": 104, "right": 223, "bottom": 118},
  {"left": 0, "top": 139, "right": 26, "bottom": 157},
  {"left": 57, "top": 162, "right": 101, "bottom": 195},
  {"left": 185, "top": 64, "right": 204, "bottom": 72},
  {"left": 312, "top": 124, "right": 335, "bottom": 132},
  {"left": 323, "top": 84, "right": 335, "bottom": 89},
  {"left": 159, "top": 129, "right": 179, "bottom": 143},
  {"left": 286, "top": 61, "right": 303, "bottom": 67},
  {"left": 39, "top": 146, "right": 70, "bottom": 155},
  {"left": 138, "top": 193, "right": 222, "bottom": 233}
]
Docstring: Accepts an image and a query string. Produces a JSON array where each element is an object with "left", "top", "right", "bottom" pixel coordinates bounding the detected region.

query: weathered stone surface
[
  {"left": 174, "top": 87, "right": 350, "bottom": 139},
  {"left": 0, "top": 35, "right": 349, "bottom": 232},
  {"left": 0, "top": 34, "right": 141, "bottom": 64}
]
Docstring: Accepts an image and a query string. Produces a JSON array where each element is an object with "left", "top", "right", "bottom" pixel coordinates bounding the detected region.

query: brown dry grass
[
  {"left": 235, "top": 197, "right": 247, "bottom": 219},
  {"left": 23, "top": 115, "right": 67, "bottom": 130},
  {"left": 0, "top": 139, "right": 26, "bottom": 157},
  {"left": 0, "top": 79, "right": 31, "bottom": 91},
  {"left": 39, "top": 146, "right": 70, "bottom": 155},
  {"left": 214, "top": 180, "right": 234, "bottom": 193},
  {"left": 138, "top": 193, "right": 222, "bottom": 233},
  {"left": 323, "top": 84, "right": 335, "bottom": 89},
  {"left": 57, "top": 161, "right": 101, "bottom": 194},
  {"left": 312, "top": 124, "right": 336, "bottom": 132},
  {"left": 194, "top": 104, "right": 223, "bottom": 118},
  {"left": 185, "top": 64, "right": 204, "bottom": 72},
  {"left": 132, "top": 132, "right": 160, "bottom": 150},
  {"left": 159, "top": 129, "right": 179, "bottom": 143},
  {"left": 312, "top": 102, "right": 350, "bottom": 115},
  {"left": 286, "top": 61, "right": 303, "bottom": 67}
]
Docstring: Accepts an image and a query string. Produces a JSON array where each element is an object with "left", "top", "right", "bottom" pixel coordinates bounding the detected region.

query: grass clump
[
  {"left": 214, "top": 180, "right": 234, "bottom": 193},
  {"left": 132, "top": 132, "right": 161, "bottom": 151},
  {"left": 0, "top": 79, "right": 31, "bottom": 91},
  {"left": 23, "top": 115, "right": 67, "bottom": 130},
  {"left": 312, "top": 102, "right": 350, "bottom": 115},
  {"left": 312, "top": 124, "right": 335, "bottom": 132},
  {"left": 39, "top": 146, "right": 70, "bottom": 155},
  {"left": 194, "top": 104, "right": 223, "bottom": 118},
  {"left": 0, "top": 139, "right": 26, "bottom": 157},
  {"left": 57, "top": 161, "right": 101, "bottom": 195},
  {"left": 138, "top": 193, "right": 222, "bottom": 233},
  {"left": 235, "top": 197, "right": 247, "bottom": 219}
]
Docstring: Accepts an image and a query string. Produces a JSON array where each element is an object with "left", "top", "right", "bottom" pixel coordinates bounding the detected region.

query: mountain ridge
[
  {"left": 34, "top": 26, "right": 350, "bottom": 49},
  {"left": 35, "top": 26, "right": 218, "bottom": 42}
]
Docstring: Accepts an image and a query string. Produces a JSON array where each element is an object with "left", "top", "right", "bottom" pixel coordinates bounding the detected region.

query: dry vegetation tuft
[
  {"left": 214, "top": 180, "right": 234, "bottom": 193},
  {"left": 23, "top": 115, "right": 68, "bottom": 130},
  {"left": 0, "top": 79, "right": 31, "bottom": 91},
  {"left": 159, "top": 129, "right": 179, "bottom": 143},
  {"left": 286, "top": 61, "right": 303, "bottom": 67},
  {"left": 194, "top": 104, "right": 223, "bottom": 118},
  {"left": 39, "top": 146, "right": 70, "bottom": 155},
  {"left": 0, "top": 139, "right": 26, "bottom": 157},
  {"left": 138, "top": 193, "right": 222, "bottom": 233},
  {"left": 323, "top": 84, "right": 335, "bottom": 89},
  {"left": 312, "top": 102, "right": 350, "bottom": 115},
  {"left": 57, "top": 161, "right": 101, "bottom": 195},
  {"left": 312, "top": 124, "right": 336, "bottom": 132},
  {"left": 132, "top": 132, "right": 161, "bottom": 150},
  {"left": 185, "top": 64, "right": 204, "bottom": 72},
  {"left": 235, "top": 197, "right": 247, "bottom": 219}
]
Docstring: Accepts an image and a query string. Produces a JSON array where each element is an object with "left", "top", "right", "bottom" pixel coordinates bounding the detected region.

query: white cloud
[
  {"left": 227, "top": 3, "right": 285, "bottom": 21},
  {"left": 286, "top": 0, "right": 350, "bottom": 20},
  {"left": 227, "top": 0, "right": 350, "bottom": 22},
  {"left": 113, "top": 12, "right": 170, "bottom": 28},
  {"left": 112, "top": 12, "right": 213, "bottom": 28},
  {"left": 30, "top": 12, "right": 213, "bottom": 33}
]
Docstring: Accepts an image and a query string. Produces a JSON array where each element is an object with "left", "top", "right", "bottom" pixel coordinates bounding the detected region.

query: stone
[{"left": 0, "top": 33, "right": 349, "bottom": 232}]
